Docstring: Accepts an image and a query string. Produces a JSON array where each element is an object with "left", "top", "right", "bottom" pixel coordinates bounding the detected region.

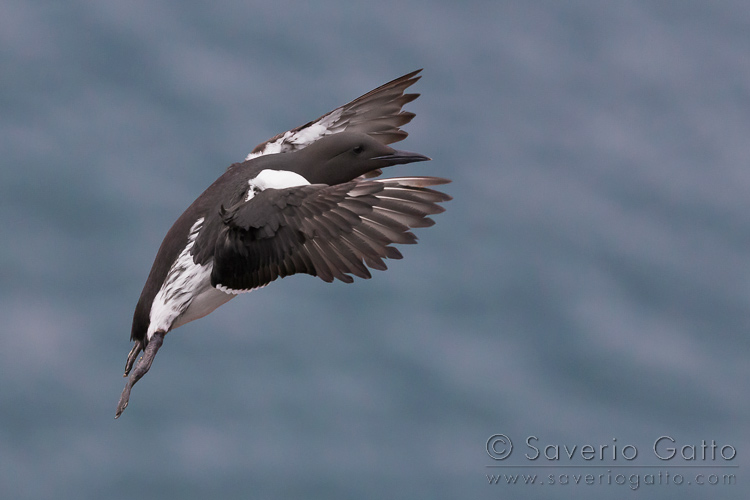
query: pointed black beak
[{"left": 372, "top": 149, "right": 431, "bottom": 165}]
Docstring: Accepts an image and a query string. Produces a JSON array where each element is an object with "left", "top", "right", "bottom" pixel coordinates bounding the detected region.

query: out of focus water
[{"left": 1, "top": 1, "right": 748, "bottom": 498}]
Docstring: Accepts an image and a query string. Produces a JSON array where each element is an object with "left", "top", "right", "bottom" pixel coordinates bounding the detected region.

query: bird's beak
[{"left": 372, "top": 149, "right": 431, "bottom": 165}]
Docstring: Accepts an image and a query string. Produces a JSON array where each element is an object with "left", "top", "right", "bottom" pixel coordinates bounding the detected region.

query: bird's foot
[
  {"left": 123, "top": 340, "right": 143, "bottom": 377},
  {"left": 115, "top": 331, "right": 166, "bottom": 419}
]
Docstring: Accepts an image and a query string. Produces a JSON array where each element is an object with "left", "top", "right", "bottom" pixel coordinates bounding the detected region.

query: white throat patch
[{"left": 246, "top": 169, "right": 311, "bottom": 201}]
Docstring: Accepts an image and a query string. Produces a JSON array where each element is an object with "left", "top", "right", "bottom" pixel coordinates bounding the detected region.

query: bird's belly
[
  {"left": 171, "top": 284, "right": 236, "bottom": 330},
  {"left": 147, "top": 215, "right": 236, "bottom": 339}
]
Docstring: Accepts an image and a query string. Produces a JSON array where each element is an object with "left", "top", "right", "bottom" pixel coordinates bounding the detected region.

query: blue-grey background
[{"left": 2, "top": 1, "right": 748, "bottom": 498}]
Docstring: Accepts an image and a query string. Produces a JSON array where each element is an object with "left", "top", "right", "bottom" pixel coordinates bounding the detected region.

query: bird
[{"left": 116, "top": 69, "right": 451, "bottom": 418}]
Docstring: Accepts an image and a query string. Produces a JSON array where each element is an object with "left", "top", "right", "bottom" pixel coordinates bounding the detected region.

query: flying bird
[{"left": 116, "top": 69, "right": 451, "bottom": 418}]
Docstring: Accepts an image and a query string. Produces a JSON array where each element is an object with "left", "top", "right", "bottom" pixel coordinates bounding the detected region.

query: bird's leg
[
  {"left": 123, "top": 340, "right": 143, "bottom": 377},
  {"left": 115, "top": 331, "right": 166, "bottom": 419}
]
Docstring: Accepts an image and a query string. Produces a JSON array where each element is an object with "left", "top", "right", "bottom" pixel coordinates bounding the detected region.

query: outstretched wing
[
  {"left": 211, "top": 176, "right": 451, "bottom": 293},
  {"left": 245, "top": 70, "right": 423, "bottom": 169}
]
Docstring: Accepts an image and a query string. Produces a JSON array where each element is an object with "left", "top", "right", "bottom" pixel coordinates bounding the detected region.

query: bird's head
[{"left": 296, "top": 131, "right": 430, "bottom": 185}]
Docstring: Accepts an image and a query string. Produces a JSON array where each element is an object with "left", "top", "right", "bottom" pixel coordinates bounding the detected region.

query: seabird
[{"left": 116, "top": 69, "right": 451, "bottom": 418}]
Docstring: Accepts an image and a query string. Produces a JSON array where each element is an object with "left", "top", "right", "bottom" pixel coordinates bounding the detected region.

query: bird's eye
[{"left": 352, "top": 145, "right": 364, "bottom": 155}]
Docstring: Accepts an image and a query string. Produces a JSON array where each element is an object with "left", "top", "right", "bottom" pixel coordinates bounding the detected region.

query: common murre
[{"left": 116, "top": 70, "right": 451, "bottom": 418}]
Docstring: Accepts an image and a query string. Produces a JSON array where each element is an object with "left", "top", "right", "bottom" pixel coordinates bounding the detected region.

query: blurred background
[{"left": 1, "top": 1, "right": 748, "bottom": 498}]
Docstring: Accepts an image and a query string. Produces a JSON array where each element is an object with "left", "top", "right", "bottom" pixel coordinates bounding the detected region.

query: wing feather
[
  {"left": 246, "top": 70, "right": 423, "bottom": 162},
  {"left": 211, "top": 177, "right": 451, "bottom": 292}
]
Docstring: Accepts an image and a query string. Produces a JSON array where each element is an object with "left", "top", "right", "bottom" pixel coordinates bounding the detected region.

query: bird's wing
[
  {"left": 245, "top": 69, "right": 423, "bottom": 174},
  {"left": 210, "top": 176, "right": 451, "bottom": 293}
]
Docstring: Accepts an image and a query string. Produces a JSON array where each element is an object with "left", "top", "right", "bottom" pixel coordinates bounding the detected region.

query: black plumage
[{"left": 211, "top": 174, "right": 450, "bottom": 291}]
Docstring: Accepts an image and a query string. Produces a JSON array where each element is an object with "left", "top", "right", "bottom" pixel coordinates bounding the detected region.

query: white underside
[
  {"left": 148, "top": 217, "right": 234, "bottom": 340},
  {"left": 169, "top": 281, "right": 236, "bottom": 330}
]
